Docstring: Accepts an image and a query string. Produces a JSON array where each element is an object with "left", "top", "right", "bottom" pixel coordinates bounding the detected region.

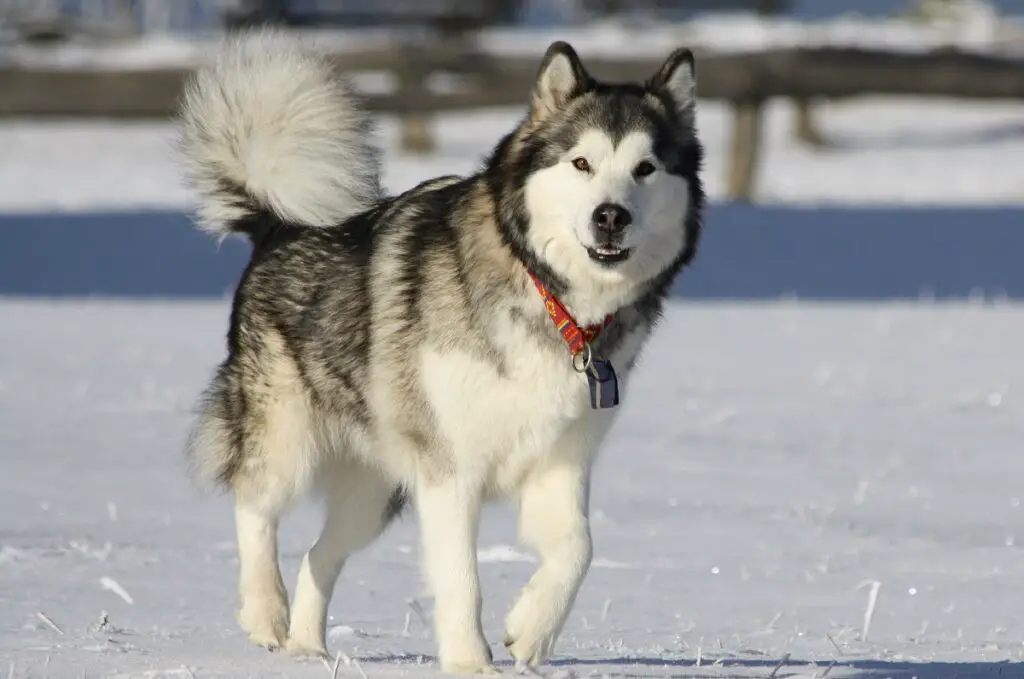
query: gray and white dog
[{"left": 179, "top": 32, "right": 704, "bottom": 674}]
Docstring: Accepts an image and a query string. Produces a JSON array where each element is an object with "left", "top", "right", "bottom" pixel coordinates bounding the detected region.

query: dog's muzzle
[{"left": 588, "top": 202, "right": 633, "bottom": 264}]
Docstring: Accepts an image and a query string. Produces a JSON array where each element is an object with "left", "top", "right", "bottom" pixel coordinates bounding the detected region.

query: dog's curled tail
[{"left": 178, "top": 32, "right": 380, "bottom": 238}]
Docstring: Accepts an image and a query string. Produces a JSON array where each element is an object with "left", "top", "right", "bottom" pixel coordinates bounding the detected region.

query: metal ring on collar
[{"left": 572, "top": 344, "right": 593, "bottom": 373}]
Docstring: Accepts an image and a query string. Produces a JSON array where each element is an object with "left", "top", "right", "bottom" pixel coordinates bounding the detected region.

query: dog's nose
[{"left": 592, "top": 203, "right": 632, "bottom": 235}]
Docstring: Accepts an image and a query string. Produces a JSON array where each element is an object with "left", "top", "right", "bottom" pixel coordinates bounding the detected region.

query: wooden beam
[
  {"left": 2, "top": 47, "right": 1022, "bottom": 119},
  {"left": 2, "top": 44, "right": 1021, "bottom": 205}
]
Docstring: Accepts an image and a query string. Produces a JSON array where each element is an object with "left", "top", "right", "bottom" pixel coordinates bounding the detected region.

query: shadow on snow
[
  {"left": 2, "top": 205, "right": 1024, "bottom": 301},
  {"left": 351, "top": 653, "right": 1021, "bottom": 678}
]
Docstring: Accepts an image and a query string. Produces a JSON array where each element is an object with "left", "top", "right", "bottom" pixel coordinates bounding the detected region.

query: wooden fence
[{"left": 1, "top": 42, "right": 1022, "bottom": 201}]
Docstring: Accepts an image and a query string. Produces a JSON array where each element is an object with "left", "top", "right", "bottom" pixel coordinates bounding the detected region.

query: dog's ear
[
  {"left": 648, "top": 48, "right": 697, "bottom": 126},
  {"left": 531, "top": 41, "right": 590, "bottom": 119}
]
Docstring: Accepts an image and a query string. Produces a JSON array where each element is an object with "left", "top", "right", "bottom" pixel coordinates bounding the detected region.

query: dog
[{"left": 178, "top": 31, "right": 704, "bottom": 674}]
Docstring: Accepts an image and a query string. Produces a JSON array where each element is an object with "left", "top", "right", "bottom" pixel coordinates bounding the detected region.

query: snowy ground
[
  {"left": 1, "top": 95, "right": 1023, "bottom": 214},
  {"left": 1, "top": 299, "right": 1022, "bottom": 678}
]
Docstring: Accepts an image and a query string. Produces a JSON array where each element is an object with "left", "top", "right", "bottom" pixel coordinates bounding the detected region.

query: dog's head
[{"left": 491, "top": 41, "right": 704, "bottom": 315}]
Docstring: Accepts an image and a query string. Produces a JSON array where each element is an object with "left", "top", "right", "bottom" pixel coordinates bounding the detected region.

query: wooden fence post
[
  {"left": 726, "top": 99, "right": 765, "bottom": 202},
  {"left": 793, "top": 97, "right": 827, "bottom": 147},
  {"left": 395, "top": 44, "right": 435, "bottom": 154}
]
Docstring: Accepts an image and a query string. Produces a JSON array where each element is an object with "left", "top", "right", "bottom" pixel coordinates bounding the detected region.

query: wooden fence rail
[{"left": 1, "top": 45, "right": 1022, "bottom": 201}]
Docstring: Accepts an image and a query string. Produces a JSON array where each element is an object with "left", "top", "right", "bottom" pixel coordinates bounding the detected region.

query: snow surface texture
[
  {"left": 1, "top": 300, "right": 1022, "bottom": 678},
  {"left": 1, "top": 96, "right": 1023, "bottom": 213}
]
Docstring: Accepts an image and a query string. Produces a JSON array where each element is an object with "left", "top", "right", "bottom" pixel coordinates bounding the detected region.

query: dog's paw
[
  {"left": 503, "top": 632, "right": 556, "bottom": 669},
  {"left": 503, "top": 587, "right": 564, "bottom": 667},
  {"left": 238, "top": 596, "right": 289, "bottom": 651},
  {"left": 245, "top": 627, "right": 287, "bottom": 652},
  {"left": 439, "top": 637, "right": 498, "bottom": 676},
  {"left": 285, "top": 614, "right": 329, "bottom": 661},
  {"left": 440, "top": 659, "right": 501, "bottom": 676},
  {"left": 285, "top": 636, "right": 329, "bottom": 660}
]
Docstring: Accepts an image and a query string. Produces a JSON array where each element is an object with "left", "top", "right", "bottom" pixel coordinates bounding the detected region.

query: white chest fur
[{"left": 418, "top": 308, "right": 647, "bottom": 496}]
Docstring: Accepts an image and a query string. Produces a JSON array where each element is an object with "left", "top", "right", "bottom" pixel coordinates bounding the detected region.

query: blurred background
[{"left": 0, "top": 0, "right": 1021, "bottom": 299}]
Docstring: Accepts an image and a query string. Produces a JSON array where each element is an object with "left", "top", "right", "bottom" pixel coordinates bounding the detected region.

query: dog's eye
[
  {"left": 571, "top": 157, "right": 591, "bottom": 173},
  {"left": 633, "top": 161, "right": 656, "bottom": 178}
]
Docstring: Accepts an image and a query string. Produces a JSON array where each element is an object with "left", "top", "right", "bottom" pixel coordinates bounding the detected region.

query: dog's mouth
[{"left": 587, "top": 245, "right": 633, "bottom": 265}]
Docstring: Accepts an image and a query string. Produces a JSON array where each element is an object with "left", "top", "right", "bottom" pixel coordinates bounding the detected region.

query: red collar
[{"left": 528, "top": 272, "right": 614, "bottom": 358}]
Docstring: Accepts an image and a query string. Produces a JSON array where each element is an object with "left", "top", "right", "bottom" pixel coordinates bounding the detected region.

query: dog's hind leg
[
  {"left": 234, "top": 498, "right": 292, "bottom": 651},
  {"left": 286, "top": 460, "right": 406, "bottom": 658},
  {"left": 203, "top": 338, "right": 322, "bottom": 651},
  {"left": 232, "top": 427, "right": 317, "bottom": 651},
  {"left": 230, "top": 396, "right": 319, "bottom": 652},
  {"left": 188, "top": 374, "right": 299, "bottom": 651}
]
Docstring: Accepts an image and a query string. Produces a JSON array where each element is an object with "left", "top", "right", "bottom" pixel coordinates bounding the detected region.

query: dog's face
[{"left": 498, "top": 41, "right": 703, "bottom": 310}]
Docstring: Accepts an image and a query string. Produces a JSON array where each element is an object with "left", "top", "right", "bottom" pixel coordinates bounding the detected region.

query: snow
[
  {"left": 1, "top": 95, "right": 1023, "bottom": 213},
  {"left": 1, "top": 299, "right": 1023, "bottom": 678}
]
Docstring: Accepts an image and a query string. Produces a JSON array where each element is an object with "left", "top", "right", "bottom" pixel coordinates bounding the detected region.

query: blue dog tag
[{"left": 586, "top": 359, "right": 619, "bottom": 409}]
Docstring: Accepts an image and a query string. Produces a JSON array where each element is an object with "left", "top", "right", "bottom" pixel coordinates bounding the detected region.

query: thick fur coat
[{"left": 178, "top": 32, "right": 704, "bottom": 674}]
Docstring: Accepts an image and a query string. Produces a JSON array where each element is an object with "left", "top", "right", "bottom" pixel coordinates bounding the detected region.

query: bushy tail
[{"left": 178, "top": 31, "right": 381, "bottom": 238}]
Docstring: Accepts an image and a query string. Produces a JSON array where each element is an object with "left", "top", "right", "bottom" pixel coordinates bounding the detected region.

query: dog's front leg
[
  {"left": 504, "top": 455, "right": 593, "bottom": 668},
  {"left": 415, "top": 477, "right": 496, "bottom": 675}
]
